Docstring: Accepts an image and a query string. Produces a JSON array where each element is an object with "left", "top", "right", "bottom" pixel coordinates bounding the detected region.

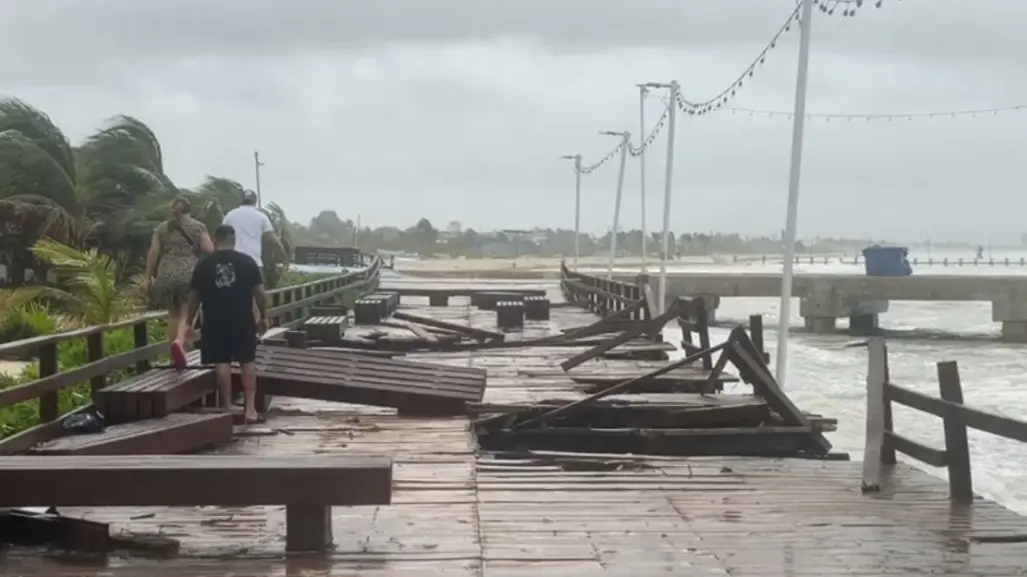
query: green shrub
[
  {"left": 0, "top": 303, "right": 59, "bottom": 352},
  {"left": 0, "top": 323, "right": 172, "bottom": 438}
]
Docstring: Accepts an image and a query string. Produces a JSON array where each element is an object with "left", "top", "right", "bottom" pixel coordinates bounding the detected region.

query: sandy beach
[
  {"left": 391, "top": 254, "right": 752, "bottom": 278},
  {"left": 0, "top": 360, "right": 29, "bottom": 378}
]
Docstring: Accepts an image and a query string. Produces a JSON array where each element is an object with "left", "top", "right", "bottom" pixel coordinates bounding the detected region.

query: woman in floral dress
[{"left": 145, "top": 196, "right": 214, "bottom": 367}]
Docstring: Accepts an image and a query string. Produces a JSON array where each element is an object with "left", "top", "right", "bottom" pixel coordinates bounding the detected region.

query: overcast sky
[{"left": 2, "top": 0, "right": 1025, "bottom": 242}]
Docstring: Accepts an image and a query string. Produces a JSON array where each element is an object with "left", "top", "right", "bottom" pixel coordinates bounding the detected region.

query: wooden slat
[
  {"left": 29, "top": 413, "right": 233, "bottom": 455},
  {"left": 0, "top": 455, "right": 393, "bottom": 508}
]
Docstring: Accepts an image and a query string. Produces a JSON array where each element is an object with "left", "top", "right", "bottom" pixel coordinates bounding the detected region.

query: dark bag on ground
[{"left": 61, "top": 408, "right": 107, "bottom": 435}]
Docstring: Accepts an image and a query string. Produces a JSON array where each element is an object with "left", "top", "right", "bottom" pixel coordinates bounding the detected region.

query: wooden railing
[
  {"left": 860, "top": 337, "right": 1027, "bottom": 502},
  {"left": 0, "top": 257, "right": 382, "bottom": 451},
  {"left": 560, "top": 262, "right": 646, "bottom": 320}
]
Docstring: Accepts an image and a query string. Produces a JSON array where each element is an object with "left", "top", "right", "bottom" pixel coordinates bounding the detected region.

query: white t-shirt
[{"left": 223, "top": 206, "right": 274, "bottom": 267}]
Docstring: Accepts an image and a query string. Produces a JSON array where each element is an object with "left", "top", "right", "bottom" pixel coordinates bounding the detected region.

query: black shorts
[{"left": 200, "top": 328, "right": 257, "bottom": 365}]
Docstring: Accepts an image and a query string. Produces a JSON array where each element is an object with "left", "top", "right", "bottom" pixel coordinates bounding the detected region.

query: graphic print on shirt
[{"left": 214, "top": 262, "right": 236, "bottom": 289}]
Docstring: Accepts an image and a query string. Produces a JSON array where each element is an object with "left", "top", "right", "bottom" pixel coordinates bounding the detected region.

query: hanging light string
[
  {"left": 576, "top": 142, "right": 624, "bottom": 174},
  {"left": 676, "top": 0, "right": 896, "bottom": 116},
  {"left": 629, "top": 97, "right": 670, "bottom": 157},
  {"left": 719, "top": 104, "right": 1027, "bottom": 121},
  {"left": 577, "top": 97, "right": 670, "bottom": 174},
  {"left": 572, "top": 0, "right": 901, "bottom": 172}
]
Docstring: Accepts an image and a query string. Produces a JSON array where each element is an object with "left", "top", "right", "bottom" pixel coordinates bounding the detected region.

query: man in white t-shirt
[{"left": 222, "top": 189, "right": 288, "bottom": 271}]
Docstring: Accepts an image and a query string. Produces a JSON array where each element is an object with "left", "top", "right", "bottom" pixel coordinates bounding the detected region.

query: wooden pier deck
[{"left": 4, "top": 280, "right": 1027, "bottom": 576}]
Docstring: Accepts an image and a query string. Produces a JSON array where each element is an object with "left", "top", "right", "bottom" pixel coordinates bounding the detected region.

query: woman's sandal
[{"left": 169, "top": 341, "right": 188, "bottom": 372}]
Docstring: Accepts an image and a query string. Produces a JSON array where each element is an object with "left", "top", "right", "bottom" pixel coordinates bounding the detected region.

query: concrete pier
[{"left": 616, "top": 272, "right": 1027, "bottom": 341}]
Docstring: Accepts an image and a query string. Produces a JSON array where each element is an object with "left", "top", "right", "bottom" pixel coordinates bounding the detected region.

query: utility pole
[
  {"left": 635, "top": 84, "right": 649, "bottom": 273},
  {"left": 643, "top": 81, "right": 678, "bottom": 313},
  {"left": 775, "top": 0, "right": 815, "bottom": 389},
  {"left": 600, "top": 130, "right": 631, "bottom": 280},
  {"left": 253, "top": 151, "right": 265, "bottom": 208},
  {"left": 560, "top": 154, "right": 583, "bottom": 269}
]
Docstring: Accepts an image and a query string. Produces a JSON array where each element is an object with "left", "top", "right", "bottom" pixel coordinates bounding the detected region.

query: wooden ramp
[
  {"left": 29, "top": 413, "right": 233, "bottom": 455},
  {"left": 253, "top": 345, "right": 487, "bottom": 415}
]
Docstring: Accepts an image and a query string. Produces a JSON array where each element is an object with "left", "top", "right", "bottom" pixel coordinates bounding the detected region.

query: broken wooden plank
[
  {"left": 560, "top": 299, "right": 685, "bottom": 371},
  {"left": 729, "top": 337, "right": 833, "bottom": 456},
  {"left": 515, "top": 340, "right": 729, "bottom": 430},
  {"left": 392, "top": 310, "right": 504, "bottom": 341}
]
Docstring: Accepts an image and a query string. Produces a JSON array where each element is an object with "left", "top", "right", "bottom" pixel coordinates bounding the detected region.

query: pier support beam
[
  {"left": 803, "top": 316, "right": 836, "bottom": 333},
  {"left": 993, "top": 296, "right": 1027, "bottom": 342},
  {"left": 1001, "top": 321, "right": 1027, "bottom": 342},
  {"left": 849, "top": 314, "right": 880, "bottom": 335},
  {"left": 800, "top": 290, "right": 889, "bottom": 335}
]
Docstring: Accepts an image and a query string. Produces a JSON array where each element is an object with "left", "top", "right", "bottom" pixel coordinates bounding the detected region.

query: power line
[{"left": 723, "top": 104, "right": 1027, "bottom": 121}]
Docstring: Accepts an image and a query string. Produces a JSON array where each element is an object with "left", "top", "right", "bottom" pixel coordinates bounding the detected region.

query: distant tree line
[{"left": 291, "top": 211, "right": 888, "bottom": 258}]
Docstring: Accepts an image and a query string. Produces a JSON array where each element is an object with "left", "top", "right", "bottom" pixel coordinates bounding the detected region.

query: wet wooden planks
[
  {"left": 29, "top": 413, "right": 233, "bottom": 455},
  {"left": 8, "top": 446, "right": 1027, "bottom": 575},
  {"left": 7, "top": 279, "right": 1027, "bottom": 576},
  {"left": 254, "top": 346, "right": 487, "bottom": 415}
]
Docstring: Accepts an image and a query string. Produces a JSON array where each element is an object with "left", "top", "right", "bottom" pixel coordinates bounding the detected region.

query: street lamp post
[
  {"left": 599, "top": 130, "right": 631, "bottom": 280},
  {"left": 253, "top": 151, "right": 266, "bottom": 208},
  {"left": 635, "top": 84, "right": 649, "bottom": 274},
  {"left": 775, "top": 0, "right": 815, "bottom": 389},
  {"left": 642, "top": 81, "right": 679, "bottom": 313},
  {"left": 560, "top": 154, "right": 583, "bottom": 270}
]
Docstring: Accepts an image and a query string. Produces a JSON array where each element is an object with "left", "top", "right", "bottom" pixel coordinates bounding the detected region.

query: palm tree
[
  {"left": 0, "top": 98, "right": 177, "bottom": 281},
  {"left": 262, "top": 202, "right": 293, "bottom": 289},
  {"left": 0, "top": 96, "right": 296, "bottom": 291},
  {"left": 29, "top": 238, "right": 140, "bottom": 325}
]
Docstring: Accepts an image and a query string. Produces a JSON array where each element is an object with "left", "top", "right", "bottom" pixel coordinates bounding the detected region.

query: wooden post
[
  {"left": 880, "top": 343, "right": 896, "bottom": 465},
  {"left": 749, "top": 314, "right": 766, "bottom": 363},
  {"left": 86, "top": 332, "right": 105, "bottom": 398},
  {"left": 133, "top": 321, "right": 150, "bottom": 374},
  {"left": 861, "top": 337, "right": 888, "bottom": 493},
  {"left": 285, "top": 504, "right": 332, "bottom": 552},
  {"left": 695, "top": 300, "right": 712, "bottom": 370},
  {"left": 938, "top": 360, "right": 973, "bottom": 502},
  {"left": 37, "top": 343, "right": 59, "bottom": 423}
]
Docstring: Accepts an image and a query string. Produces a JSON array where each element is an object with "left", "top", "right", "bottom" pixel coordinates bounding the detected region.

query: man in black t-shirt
[{"left": 186, "top": 224, "right": 269, "bottom": 423}]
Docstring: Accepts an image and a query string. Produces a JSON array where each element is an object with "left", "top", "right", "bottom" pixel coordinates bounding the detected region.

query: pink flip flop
[{"left": 169, "top": 341, "right": 188, "bottom": 372}]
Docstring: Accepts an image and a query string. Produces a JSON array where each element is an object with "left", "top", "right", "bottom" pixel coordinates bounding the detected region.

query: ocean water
[{"left": 586, "top": 250, "right": 1027, "bottom": 515}]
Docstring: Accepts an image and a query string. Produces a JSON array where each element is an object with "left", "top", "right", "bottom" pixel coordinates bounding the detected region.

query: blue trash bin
[{"left": 862, "top": 245, "right": 912, "bottom": 276}]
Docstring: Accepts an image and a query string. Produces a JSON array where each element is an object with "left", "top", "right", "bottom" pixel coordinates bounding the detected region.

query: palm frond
[
  {"left": 0, "top": 129, "right": 79, "bottom": 211},
  {"left": 0, "top": 97, "right": 77, "bottom": 184},
  {"left": 0, "top": 287, "right": 41, "bottom": 316}
]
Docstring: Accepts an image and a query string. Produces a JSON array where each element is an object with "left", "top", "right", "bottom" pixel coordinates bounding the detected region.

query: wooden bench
[
  {"left": 523, "top": 295, "right": 551, "bottom": 320},
  {"left": 252, "top": 346, "right": 487, "bottom": 415},
  {"left": 0, "top": 455, "right": 393, "bottom": 552},
  {"left": 94, "top": 352, "right": 215, "bottom": 423},
  {"left": 301, "top": 315, "right": 349, "bottom": 344},
  {"left": 353, "top": 292, "right": 400, "bottom": 325},
  {"left": 496, "top": 300, "right": 525, "bottom": 329},
  {"left": 29, "top": 413, "right": 233, "bottom": 455},
  {"left": 470, "top": 291, "right": 524, "bottom": 311}
]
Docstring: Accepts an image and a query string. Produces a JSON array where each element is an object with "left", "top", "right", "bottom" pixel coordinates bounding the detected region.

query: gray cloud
[{"left": 0, "top": 0, "right": 1025, "bottom": 243}]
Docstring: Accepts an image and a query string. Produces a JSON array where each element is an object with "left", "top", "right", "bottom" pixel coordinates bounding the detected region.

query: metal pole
[
  {"left": 638, "top": 86, "right": 648, "bottom": 274},
  {"left": 573, "top": 156, "right": 582, "bottom": 270},
  {"left": 607, "top": 132, "right": 630, "bottom": 279},
  {"left": 775, "top": 0, "right": 815, "bottom": 389},
  {"left": 254, "top": 151, "right": 264, "bottom": 208},
  {"left": 657, "top": 82, "right": 678, "bottom": 313}
]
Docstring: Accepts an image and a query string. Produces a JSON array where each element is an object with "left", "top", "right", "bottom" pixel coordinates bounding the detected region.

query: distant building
[{"left": 1021, "top": 234, "right": 1027, "bottom": 248}]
